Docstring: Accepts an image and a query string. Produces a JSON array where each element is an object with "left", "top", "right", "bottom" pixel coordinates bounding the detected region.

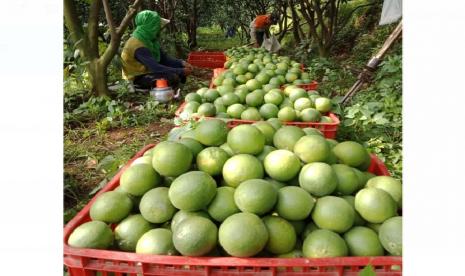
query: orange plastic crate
[{"left": 64, "top": 144, "right": 400, "bottom": 276}]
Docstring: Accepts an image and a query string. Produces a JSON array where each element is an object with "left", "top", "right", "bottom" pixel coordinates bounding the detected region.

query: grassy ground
[{"left": 196, "top": 26, "right": 243, "bottom": 50}]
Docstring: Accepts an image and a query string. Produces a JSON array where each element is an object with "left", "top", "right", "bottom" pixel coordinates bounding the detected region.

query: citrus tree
[
  {"left": 64, "top": 0, "right": 144, "bottom": 96},
  {"left": 298, "top": 0, "right": 380, "bottom": 56}
]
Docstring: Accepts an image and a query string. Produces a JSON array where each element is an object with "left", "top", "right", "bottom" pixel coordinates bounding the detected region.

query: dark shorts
[
  {"left": 133, "top": 54, "right": 186, "bottom": 89},
  {"left": 256, "top": 31, "right": 265, "bottom": 46}
]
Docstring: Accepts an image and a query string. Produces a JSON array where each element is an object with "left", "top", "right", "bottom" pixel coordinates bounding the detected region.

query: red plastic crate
[
  {"left": 281, "top": 81, "right": 319, "bottom": 91},
  {"left": 187, "top": 51, "right": 226, "bottom": 69},
  {"left": 64, "top": 145, "right": 400, "bottom": 276},
  {"left": 175, "top": 102, "right": 341, "bottom": 139}
]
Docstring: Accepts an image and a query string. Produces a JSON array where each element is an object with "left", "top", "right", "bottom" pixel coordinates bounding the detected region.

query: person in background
[
  {"left": 249, "top": 12, "right": 280, "bottom": 48},
  {"left": 121, "top": 10, "right": 193, "bottom": 89},
  {"left": 225, "top": 26, "right": 236, "bottom": 38}
]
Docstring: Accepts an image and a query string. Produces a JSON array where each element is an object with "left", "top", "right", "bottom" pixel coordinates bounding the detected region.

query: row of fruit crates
[
  {"left": 211, "top": 68, "right": 317, "bottom": 90},
  {"left": 64, "top": 144, "right": 401, "bottom": 276},
  {"left": 174, "top": 101, "right": 340, "bottom": 139},
  {"left": 177, "top": 64, "right": 336, "bottom": 138}
]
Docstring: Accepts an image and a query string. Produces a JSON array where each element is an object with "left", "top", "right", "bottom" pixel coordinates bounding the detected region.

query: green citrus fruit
[
  {"left": 114, "top": 214, "right": 153, "bottom": 252},
  {"left": 246, "top": 79, "right": 262, "bottom": 91},
  {"left": 136, "top": 228, "right": 177, "bottom": 255},
  {"left": 332, "top": 164, "right": 360, "bottom": 195},
  {"left": 294, "top": 98, "right": 313, "bottom": 111},
  {"left": 259, "top": 103, "right": 279, "bottom": 119},
  {"left": 120, "top": 163, "right": 161, "bottom": 196},
  {"left": 170, "top": 210, "right": 211, "bottom": 232},
  {"left": 217, "top": 84, "right": 235, "bottom": 96},
  {"left": 341, "top": 195, "right": 367, "bottom": 226},
  {"left": 267, "top": 118, "right": 282, "bottom": 130},
  {"left": 256, "top": 145, "right": 276, "bottom": 162},
  {"left": 264, "top": 150, "right": 301, "bottom": 181},
  {"left": 68, "top": 221, "right": 113, "bottom": 249},
  {"left": 273, "top": 126, "right": 305, "bottom": 150},
  {"left": 264, "top": 91, "right": 284, "bottom": 105},
  {"left": 152, "top": 141, "right": 193, "bottom": 177},
  {"left": 246, "top": 91, "right": 264, "bottom": 107},
  {"left": 173, "top": 216, "right": 218, "bottom": 256},
  {"left": 311, "top": 196, "right": 355, "bottom": 233},
  {"left": 219, "top": 213, "right": 269, "bottom": 257},
  {"left": 299, "top": 163, "right": 338, "bottom": 196},
  {"left": 234, "top": 179, "right": 278, "bottom": 215},
  {"left": 185, "top": 92, "right": 202, "bottom": 103},
  {"left": 227, "top": 103, "right": 246, "bottom": 118},
  {"left": 194, "top": 119, "right": 228, "bottom": 146},
  {"left": 332, "top": 141, "right": 370, "bottom": 168},
  {"left": 222, "top": 93, "right": 240, "bottom": 106},
  {"left": 197, "top": 103, "right": 216, "bottom": 116},
  {"left": 222, "top": 154, "right": 264, "bottom": 187},
  {"left": 169, "top": 171, "right": 217, "bottom": 211},
  {"left": 90, "top": 191, "right": 133, "bottom": 223},
  {"left": 289, "top": 88, "right": 307, "bottom": 102},
  {"left": 314, "top": 97, "right": 332, "bottom": 113},
  {"left": 263, "top": 216, "right": 296, "bottom": 254},
  {"left": 196, "top": 147, "right": 229, "bottom": 176},
  {"left": 207, "top": 186, "right": 240, "bottom": 222},
  {"left": 343, "top": 226, "right": 384, "bottom": 256},
  {"left": 302, "top": 222, "right": 319, "bottom": 241},
  {"left": 302, "top": 229, "right": 348, "bottom": 257},
  {"left": 140, "top": 187, "right": 176, "bottom": 223},
  {"left": 276, "top": 186, "right": 315, "bottom": 221},
  {"left": 366, "top": 176, "right": 402, "bottom": 208},
  {"left": 253, "top": 121, "right": 276, "bottom": 145},
  {"left": 293, "top": 135, "right": 330, "bottom": 163},
  {"left": 219, "top": 143, "right": 234, "bottom": 156},
  {"left": 241, "top": 107, "right": 262, "bottom": 120},
  {"left": 278, "top": 107, "right": 297, "bottom": 122},
  {"left": 378, "top": 216, "right": 402, "bottom": 256},
  {"left": 302, "top": 128, "right": 323, "bottom": 136},
  {"left": 227, "top": 124, "right": 265, "bottom": 154},
  {"left": 300, "top": 108, "right": 321, "bottom": 122},
  {"left": 354, "top": 188, "right": 397, "bottom": 223},
  {"left": 178, "top": 138, "right": 204, "bottom": 158},
  {"left": 204, "top": 89, "right": 220, "bottom": 102}
]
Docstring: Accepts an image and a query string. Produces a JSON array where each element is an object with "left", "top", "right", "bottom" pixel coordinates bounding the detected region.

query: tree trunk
[
  {"left": 87, "top": 60, "right": 110, "bottom": 96},
  {"left": 318, "top": 45, "right": 330, "bottom": 57},
  {"left": 289, "top": 0, "right": 301, "bottom": 44}
]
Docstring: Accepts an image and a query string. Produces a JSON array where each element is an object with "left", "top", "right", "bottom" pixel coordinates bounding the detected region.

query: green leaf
[
  {"left": 96, "top": 155, "right": 118, "bottom": 174},
  {"left": 359, "top": 264, "right": 376, "bottom": 276},
  {"left": 89, "top": 178, "right": 108, "bottom": 196}
]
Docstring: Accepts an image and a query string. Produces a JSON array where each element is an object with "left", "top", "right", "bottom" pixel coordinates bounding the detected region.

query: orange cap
[{"left": 155, "top": 79, "right": 168, "bottom": 88}]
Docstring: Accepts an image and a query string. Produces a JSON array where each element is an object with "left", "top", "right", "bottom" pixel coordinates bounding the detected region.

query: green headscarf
[{"left": 132, "top": 10, "right": 161, "bottom": 62}]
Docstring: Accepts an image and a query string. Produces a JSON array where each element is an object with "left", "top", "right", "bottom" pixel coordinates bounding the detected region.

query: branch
[
  {"left": 63, "top": 0, "right": 90, "bottom": 58},
  {"left": 87, "top": 0, "right": 102, "bottom": 58},
  {"left": 312, "top": 0, "right": 328, "bottom": 38},
  {"left": 102, "top": 0, "right": 116, "bottom": 39},
  {"left": 116, "top": 0, "right": 144, "bottom": 36},
  {"left": 101, "top": 0, "right": 144, "bottom": 67},
  {"left": 299, "top": 0, "right": 321, "bottom": 42}
]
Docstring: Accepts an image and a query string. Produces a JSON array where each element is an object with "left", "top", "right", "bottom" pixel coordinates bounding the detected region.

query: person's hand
[
  {"left": 183, "top": 66, "right": 192, "bottom": 76},
  {"left": 182, "top": 61, "right": 193, "bottom": 70}
]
